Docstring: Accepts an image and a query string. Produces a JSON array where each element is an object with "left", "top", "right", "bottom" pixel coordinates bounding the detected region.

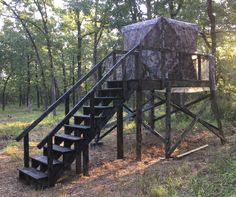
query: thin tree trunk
[
  {"left": 35, "top": 0, "right": 57, "bottom": 115},
  {"left": 71, "top": 55, "right": 76, "bottom": 106},
  {"left": 2, "top": 73, "right": 11, "bottom": 111},
  {"left": 93, "top": 0, "right": 99, "bottom": 82},
  {"left": 76, "top": 13, "right": 82, "bottom": 101},
  {"left": 19, "top": 84, "right": 22, "bottom": 107},
  {"left": 168, "top": 0, "right": 183, "bottom": 19},
  {"left": 35, "top": 63, "right": 40, "bottom": 108},
  {"left": 146, "top": 0, "right": 152, "bottom": 19},
  {"left": 61, "top": 50, "right": 67, "bottom": 93},
  {"left": 207, "top": 0, "right": 217, "bottom": 56},
  {"left": 2, "top": 1, "right": 48, "bottom": 109},
  {"left": 128, "top": 0, "right": 138, "bottom": 22},
  {"left": 26, "top": 55, "right": 31, "bottom": 107}
]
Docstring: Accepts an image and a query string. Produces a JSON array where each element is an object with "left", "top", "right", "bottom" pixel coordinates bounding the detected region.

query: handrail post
[
  {"left": 161, "top": 49, "right": 166, "bottom": 88},
  {"left": 98, "top": 62, "right": 102, "bottom": 81},
  {"left": 165, "top": 81, "right": 171, "bottom": 158},
  {"left": 90, "top": 92, "right": 95, "bottom": 135},
  {"left": 83, "top": 92, "right": 94, "bottom": 176},
  {"left": 65, "top": 94, "right": 70, "bottom": 126},
  {"left": 23, "top": 133, "right": 29, "bottom": 167},
  {"left": 112, "top": 51, "right": 117, "bottom": 80},
  {"left": 47, "top": 136, "right": 54, "bottom": 186},
  {"left": 122, "top": 58, "right": 127, "bottom": 99},
  {"left": 197, "top": 55, "right": 202, "bottom": 80},
  {"left": 135, "top": 45, "right": 143, "bottom": 161}
]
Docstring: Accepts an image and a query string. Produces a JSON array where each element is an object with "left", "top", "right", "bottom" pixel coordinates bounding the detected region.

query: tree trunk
[
  {"left": 71, "top": 55, "right": 76, "bottom": 106},
  {"left": 76, "top": 13, "right": 82, "bottom": 101},
  {"left": 168, "top": 0, "right": 183, "bottom": 19},
  {"left": 61, "top": 49, "right": 67, "bottom": 93},
  {"left": 26, "top": 55, "right": 31, "bottom": 107},
  {"left": 207, "top": 0, "right": 217, "bottom": 56},
  {"left": 2, "top": 73, "right": 11, "bottom": 111},
  {"left": 146, "top": 0, "right": 152, "bottom": 19},
  {"left": 35, "top": 0, "right": 57, "bottom": 115},
  {"left": 19, "top": 84, "right": 22, "bottom": 107},
  {"left": 2, "top": 1, "right": 48, "bottom": 109},
  {"left": 93, "top": 0, "right": 99, "bottom": 82},
  {"left": 128, "top": 0, "right": 138, "bottom": 22},
  {"left": 35, "top": 63, "right": 40, "bottom": 108}
]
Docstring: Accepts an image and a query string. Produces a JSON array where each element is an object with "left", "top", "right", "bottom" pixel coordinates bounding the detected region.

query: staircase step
[
  {"left": 99, "top": 88, "right": 123, "bottom": 92},
  {"left": 74, "top": 114, "right": 105, "bottom": 121},
  {"left": 83, "top": 105, "right": 114, "bottom": 115},
  {"left": 54, "top": 133, "right": 84, "bottom": 142},
  {"left": 98, "top": 88, "right": 123, "bottom": 97},
  {"left": 83, "top": 105, "right": 114, "bottom": 110},
  {"left": 44, "top": 144, "right": 73, "bottom": 154},
  {"left": 107, "top": 80, "right": 123, "bottom": 88},
  {"left": 65, "top": 124, "right": 90, "bottom": 131},
  {"left": 31, "top": 155, "right": 62, "bottom": 166},
  {"left": 95, "top": 96, "right": 122, "bottom": 100},
  {"left": 19, "top": 167, "right": 48, "bottom": 180}
]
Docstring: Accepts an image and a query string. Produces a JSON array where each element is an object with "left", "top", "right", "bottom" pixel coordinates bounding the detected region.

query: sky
[
  {"left": 0, "top": 0, "right": 222, "bottom": 30},
  {"left": 0, "top": 0, "right": 65, "bottom": 29}
]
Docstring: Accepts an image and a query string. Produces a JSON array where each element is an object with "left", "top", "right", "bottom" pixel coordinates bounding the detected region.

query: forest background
[{"left": 0, "top": 0, "right": 235, "bottom": 119}]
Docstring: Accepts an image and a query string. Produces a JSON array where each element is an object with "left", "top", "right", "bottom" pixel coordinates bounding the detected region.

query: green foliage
[
  {"left": 0, "top": 0, "right": 235, "bottom": 125},
  {"left": 190, "top": 153, "right": 236, "bottom": 197}
]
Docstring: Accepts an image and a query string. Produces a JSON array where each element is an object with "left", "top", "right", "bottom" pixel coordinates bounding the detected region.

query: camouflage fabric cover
[{"left": 120, "top": 17, "right": 200, "bottom": 80}]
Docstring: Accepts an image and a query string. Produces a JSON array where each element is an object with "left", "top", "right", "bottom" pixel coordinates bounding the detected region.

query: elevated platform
[{"left": 127, "top": 79, "right": 211, "bottom": 92}]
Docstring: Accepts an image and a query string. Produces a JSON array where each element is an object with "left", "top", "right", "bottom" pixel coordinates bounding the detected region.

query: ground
[{"left": 1, "top": 107, "right": 236, "bottom": 197}]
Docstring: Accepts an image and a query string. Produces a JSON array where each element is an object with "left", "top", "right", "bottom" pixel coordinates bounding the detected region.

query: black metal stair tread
[
  {"left": 18, "top": 167, "right": 48, "bottom": 180},
  {"left": 65, "top": 124, "right": 90, "bottom": 130},
  {"left": 100, "top": 88, "right": 123, "bottom": 91},
  {"left": 95, "top": 96, "right": 121, "bottom": 100},
  {"left": 83, "top": 105, "right": 114, "bottom": 109},
  {"left": 31, "top": 155, "right": 62, "bottom": 165},
  {"left": 74, "top": 115, "right": 105, "bottom": 119},
  {"left": 55, "top": 133, "right": 83, "bottom": 141},
  {"left": 44, "top": 144, "right": 73, "bottom": 153},
  {"left": 107, "top": 80, "right": 122, "bottom": 82}
]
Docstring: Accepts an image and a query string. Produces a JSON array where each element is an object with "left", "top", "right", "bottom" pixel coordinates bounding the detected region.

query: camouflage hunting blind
[{"left": 120, "top": 17, "right": 214, "bottom": 92}]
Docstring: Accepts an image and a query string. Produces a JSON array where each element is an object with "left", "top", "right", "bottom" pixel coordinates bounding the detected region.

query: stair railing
[
  {"left": 37, "top": 45, "right": 139, "bottom": 149},
  {"left": 16, "top": 51, "right": 115, "bottom": 167}
]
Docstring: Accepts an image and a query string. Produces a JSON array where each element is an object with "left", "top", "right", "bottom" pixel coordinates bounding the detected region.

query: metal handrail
[
  {"left": 37, "top": 45, "right": 138, "bottom": 149},
  {"left": 16, "top": 51, "right": 114, "bottom": 142}
]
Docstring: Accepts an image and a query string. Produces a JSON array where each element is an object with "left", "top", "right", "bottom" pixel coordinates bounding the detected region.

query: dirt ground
[{"left": 0, "top": 125, "right": 236, "bottom": 197}]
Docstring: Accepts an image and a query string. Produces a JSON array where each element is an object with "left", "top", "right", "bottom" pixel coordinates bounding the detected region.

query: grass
[
  {"left": 0, "top": 104, "right": 67, "bottom": 156},
  {"left": 137, "top": 143, "right": 236, "bottom": 197},
  {"left": 0, "top": 105, "right": 65, "bottom": 138},
  {"left": 1, "top": 104, "right": 236, "bottom": 196},
  {"left": 189, "top": 150, "right": 236, "bottom": 197}
]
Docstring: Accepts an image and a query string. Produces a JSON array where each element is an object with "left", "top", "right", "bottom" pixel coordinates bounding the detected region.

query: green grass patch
[
  {"left": 0, "top": 105, "right": 65, "bottom": 138},
  {"left": 190, "top": 151, "right": 236, "bottom": 197},
  {"left": 137, "top": 145, "right": 236, "bottom": 197}
]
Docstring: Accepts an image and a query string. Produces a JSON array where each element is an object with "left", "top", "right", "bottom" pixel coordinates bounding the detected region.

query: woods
[
  {"left": 1, "top": 0, "right": 236, "bottom": 195},
  {"left": 0, "top": 0, "right": 235, "bottom": 119}
]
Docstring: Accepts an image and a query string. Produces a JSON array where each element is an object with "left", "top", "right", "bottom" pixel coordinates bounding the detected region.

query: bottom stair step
[
  {"left": 19, "top": 167, "right": 48, "bottom": 180},
  {"left": 31, "top": 155, "right": 62, "bottom": 166}
]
